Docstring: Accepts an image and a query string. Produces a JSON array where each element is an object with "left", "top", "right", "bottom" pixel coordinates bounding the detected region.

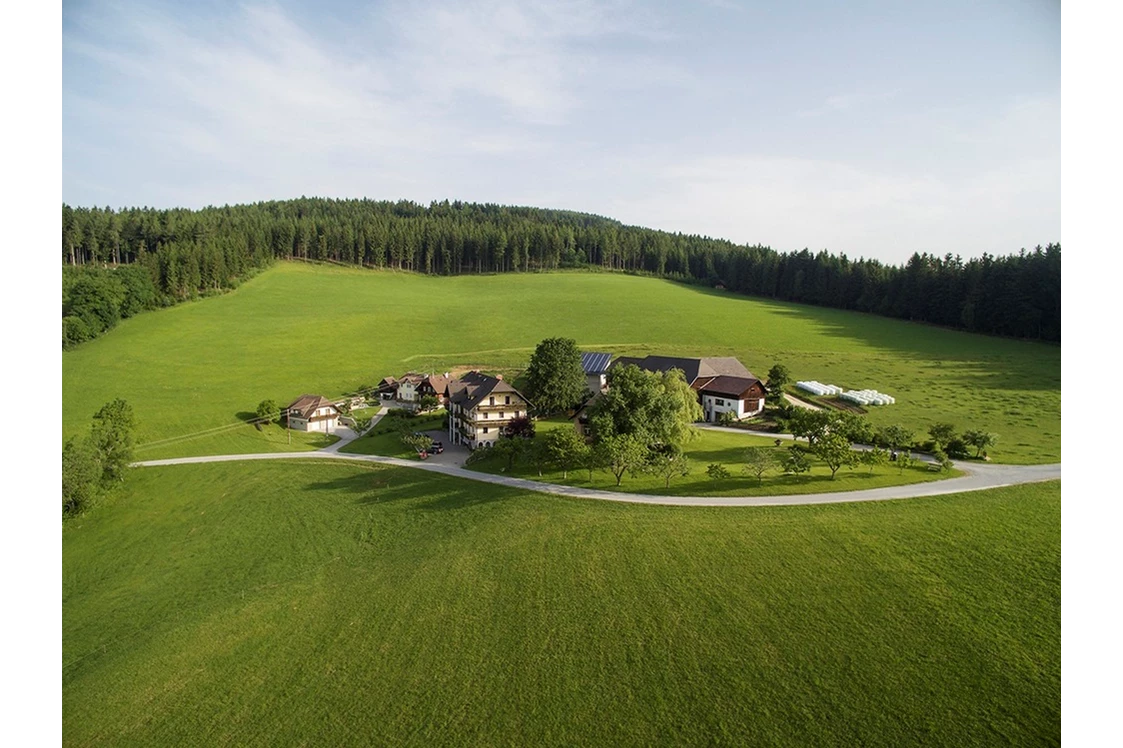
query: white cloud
[
  {"left": 600, "top": 147, "right": 1058, "bottom": 262},
  {"left": 797, "top": 89, "right": 902, "bottom": 118},
  {"left": 62, "top": 1, "right": 1058, "bottom": 261}
]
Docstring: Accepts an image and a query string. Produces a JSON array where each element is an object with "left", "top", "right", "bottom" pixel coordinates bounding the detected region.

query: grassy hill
[
  {"left": 62, "top": 262, "right": 1060, "bottom": 463},
  {"left": 63, "top": 461, "right": 1059, "bottom": 746}
]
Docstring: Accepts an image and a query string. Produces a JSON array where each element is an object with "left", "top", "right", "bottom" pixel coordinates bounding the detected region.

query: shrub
[
  {"left": 945, "top": 437, "right": 970, "bottom": 459},
  {"left": 62, "top": 316, "right": 92, "bottom": 349},
  {"left": 782, "top": 447, "right": 811, "bottom": 474},
  {"left": 706, "top": 463, "right": 731, "bottom": 480}
]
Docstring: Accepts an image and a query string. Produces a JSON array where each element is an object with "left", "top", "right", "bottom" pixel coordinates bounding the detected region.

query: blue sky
[{"left": 62, "top": 0, "right": 1059, "bottom": 264}]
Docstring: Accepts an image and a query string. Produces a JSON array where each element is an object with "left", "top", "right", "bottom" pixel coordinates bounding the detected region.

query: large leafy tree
[
  {"left": 596, "top": 434, "right": 649, "bottom": 486},
  {"left": 62, "top": 437, "right": 102, "bottom": 516},
  {"left": 89, "top": 399, "right": 136, "bottom": 485},
  {"left": 928, "top": 422, "right": 958, "bottom": 449},
  {"left": 525, "top": 337, "right": 587, "bottom": 416},
  {"left": 588, "top": 365, "right": 702, "bottom": 448},
  {"left": 542, "top": 428, "right": 588, "bottom": 480},
  {"left": 256, "top": 399, "right": 279, "bottom": 423},
  {"left": 962, "top": 429, "right": 998, "bottom": 458},
  {"left": 880, "top": 424, "right": 914, "bottom": 453},
  {"left": 814, "top": 432, "right": 857, "bottom": 479},
  {"left": 766, "top": 363, "right": 791, "bottom": 399},
  {"left": 645, "top": 445, "right": 691, "bottom": 488}
]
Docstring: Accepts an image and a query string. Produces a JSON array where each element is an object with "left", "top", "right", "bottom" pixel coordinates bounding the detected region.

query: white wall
[
  {"left": 702, "top": 394, "right": 763, "bottom": 421},
  {"left": 289, "top": 415, "right": 338, "bottom": 432}
]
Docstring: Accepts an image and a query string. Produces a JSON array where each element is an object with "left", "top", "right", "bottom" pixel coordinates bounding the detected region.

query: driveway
[{"left": 421, "top": 429, "right": 470, "bottom": 467}]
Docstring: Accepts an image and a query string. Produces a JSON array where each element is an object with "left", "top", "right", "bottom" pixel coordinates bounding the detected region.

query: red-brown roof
[
  {"left": 285, "top": 394, "right": 340, "bottom": 419},
  {"left": 696, "top": 376, "right": 763, "bottom": 399}
]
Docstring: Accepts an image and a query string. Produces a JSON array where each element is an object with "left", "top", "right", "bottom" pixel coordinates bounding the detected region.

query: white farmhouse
[
  {"left": 284, "top": 394, "right": 341, "bottom": 433},
  {"left": 445, "top": 371, "right": 532, "bottom": 450}
]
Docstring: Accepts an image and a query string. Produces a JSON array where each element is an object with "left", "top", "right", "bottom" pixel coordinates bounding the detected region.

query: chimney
[{"left": 496, "top": 374, "right": 504, "bottom": 381}]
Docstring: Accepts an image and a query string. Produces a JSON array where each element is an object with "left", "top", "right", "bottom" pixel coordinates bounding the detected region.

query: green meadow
[
  {"left": 62, "top": 262, "right": 1060, "bottom": 463},
  {"left": 63, "top": 461, "right": 1059, "bottom": 746},
  {"left": 344, "top": 417, "right": 961, "bottom": 497}
]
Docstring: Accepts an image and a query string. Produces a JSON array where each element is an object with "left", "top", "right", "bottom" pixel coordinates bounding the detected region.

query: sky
[{"left": 61, "top": 0, "right": 1060, "bottom": 264}]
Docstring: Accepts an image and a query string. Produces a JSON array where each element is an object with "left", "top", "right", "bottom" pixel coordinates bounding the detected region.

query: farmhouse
[
  {"left": 610, "top": 355, "right": 765, "bottom": 422},
  {"left": 694, "top": 375, "right": 766, "bottom": 421},
  {"left": 395, "top": 373, "right": 425, "bottom": 402},
  {"left": 418, "top": 373, "right": 452, "bottom": 405},
  {"left": 581, "top": 351, "right": 613, "bottom": 394},
  {"left": 284, "top": 394, "right": 341, "bottom": 433},
  {"left": 375, "top": 376, "right": 398, "bottom": 400},
  {"left": 445, "top": 371, "right": 532, "bottom": 449}
]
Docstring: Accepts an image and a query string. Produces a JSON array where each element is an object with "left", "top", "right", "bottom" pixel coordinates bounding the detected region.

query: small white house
[
  {"left": 284, "top": 394, "right": 341, "bottom": 433},
  {"left": 695, "top": 376, "right": 766, "bottom": 422},
  {"left": 396, "top": 374, "right": 423, "bottom": 402}
]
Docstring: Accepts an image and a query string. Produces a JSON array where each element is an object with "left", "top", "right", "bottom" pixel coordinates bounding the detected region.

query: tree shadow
[
  {"left": 672, "top": 282, "right": 1061, "bottom": 393},
  {"left": 302, "top": 464, "right": 515, "bottom": 512}
]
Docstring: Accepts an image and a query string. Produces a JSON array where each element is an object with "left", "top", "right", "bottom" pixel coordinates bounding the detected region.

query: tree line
[{"left": 62, "top": 198, "right": 1061, "bottom": 345}]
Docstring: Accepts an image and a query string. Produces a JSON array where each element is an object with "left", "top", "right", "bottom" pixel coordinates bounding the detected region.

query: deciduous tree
[
  {"left": 542, "top": 427, "right": 587, "bottom": 479},
  {"left": 256, "top": 399, "right": 278, "bottom": 423},
  {"left": 90, "top": 399, "right": 136, "bottom": 485},
  {"left": 588, "top": 365, "right": 702, "bottom": 448},
  {"left": 742, "top": 447, "right": 779, "bottom": 485},
  {"left": 962, "top": 430, "right": 998, "bottom": 458},
  {"left": 766, "top": 363, "right": 791, "bottom": 399},
  {"left": 645, "top": 445, "right": 691, "bottom": 488},
  {"left": 62, "top": 437, "right": 101, "bottom": 516},
  {"left": 813, "top": 431, "right": 856, "bottom": 480},
  {"left": 928, "top": 422, "right": 957, "bottom": 449},
  {"left": 525, "top": 337, "right": 587, "bottom": 415},
  {"left": 597, "top": 434, "right": 648, "bottom": 486},
  {"left": 505, "top": 415, "right": 536, "bottom": 439}
]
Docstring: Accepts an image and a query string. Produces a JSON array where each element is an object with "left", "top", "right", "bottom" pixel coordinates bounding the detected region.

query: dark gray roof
[
  {"left": 610, "top": 355, "right": 754, "bottom": 386},
  {"left": 581, "top": 352, "right": 613, "bottom": 375},
  {"left": 446, "top": 371, "right": 531, "bottom": 410},
  {"left": 608, "top": 356, "right": 643, "bottom": 369}
]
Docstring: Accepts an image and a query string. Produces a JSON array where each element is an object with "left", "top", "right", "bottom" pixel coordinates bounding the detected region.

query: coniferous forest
[{"left": 61, "top": 198, "right": 1060, "bottom": 348}]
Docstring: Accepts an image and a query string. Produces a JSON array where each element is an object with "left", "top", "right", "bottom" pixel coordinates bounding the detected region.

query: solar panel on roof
[{"left": 581, "top": 352, "right": 613, "bottom": 374}]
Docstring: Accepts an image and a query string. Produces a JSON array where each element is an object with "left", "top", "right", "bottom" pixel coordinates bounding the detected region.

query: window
[
  {"left": 715, "top": 398, "right": 724, "bottom": 406},
  {"left": 483, "top": 426, "right": 489, "bottom": 434},
  {"left": 499, "top": 412, "right": 505, "bottom": 419},
  {"left": 505, "top": 396, "right": 510, "bottom": 404},
  {"left": 489, "top": 396, "right": 495, "bottom": 405},
  {"left": 482, "top": 411, "right": 488, "bottom": 419}
]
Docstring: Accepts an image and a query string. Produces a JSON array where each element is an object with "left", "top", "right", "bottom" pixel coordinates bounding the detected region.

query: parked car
[{"left": 431, "top": 441, "right": 444, "bottom": 454}]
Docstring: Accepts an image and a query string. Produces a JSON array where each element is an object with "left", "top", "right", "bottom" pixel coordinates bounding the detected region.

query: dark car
[{"left": 430, "top": 441, "right": 444, "bottom": 454}]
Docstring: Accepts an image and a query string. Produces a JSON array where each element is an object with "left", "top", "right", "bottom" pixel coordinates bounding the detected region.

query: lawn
[
  {"left": 343, "top": 411, "right": 447, "bottom": 459},
  {"left": 62, "top": 261, "right": 1060, "bottom": 463},
  {"left": 134, "top": 421, "right": 338, "bottom": 461},
  {"left": 63, "top": 461, "right": 1059, "bottom": 746},
  {"left": 348, "top": 417, "right": 962, "bottom": 497}
]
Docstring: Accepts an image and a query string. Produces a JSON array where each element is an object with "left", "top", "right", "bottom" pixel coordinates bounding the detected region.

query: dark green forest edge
[{"left": 62, "top": 199, "right": 1060, "bottom": 348}]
